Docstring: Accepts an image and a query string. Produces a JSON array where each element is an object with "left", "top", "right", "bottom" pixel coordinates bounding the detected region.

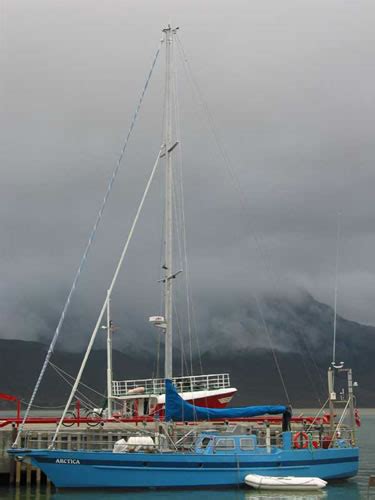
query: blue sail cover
[{"left": 165, "top": 379, "right": 287, "bottom": 421}]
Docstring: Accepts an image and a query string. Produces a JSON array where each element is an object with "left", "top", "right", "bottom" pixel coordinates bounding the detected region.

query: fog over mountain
[
  {"left": 0, "top": 292, "right": 374, "bottom": 407},
  {"left": 1, "top": 0, "right": 375, "bottom": 357}
]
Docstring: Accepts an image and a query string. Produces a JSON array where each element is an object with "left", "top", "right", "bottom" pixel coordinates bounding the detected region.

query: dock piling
[{"left": 26, "top": 462, "right": 31, "bottom": 486}]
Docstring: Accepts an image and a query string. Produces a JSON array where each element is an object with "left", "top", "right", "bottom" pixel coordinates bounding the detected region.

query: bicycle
[{"left": 62, "top": 408, "right": 104, "bottom": 427}]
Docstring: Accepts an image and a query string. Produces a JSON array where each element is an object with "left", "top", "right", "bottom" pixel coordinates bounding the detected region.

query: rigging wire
[
  {"left": 152, "top": 329, "right": 162, "bottom": 380},
  {"left": 190, "top": 298, "right": 205, "bottom": 376},
  {"left": 13, "top": 43, "right": 162, "bottom": 447},
  {"left": 173, "top": 299, "right": 189, "bottom": 376},
  {"left": 171, "top": 160, "right": 193, "bottom": 376},
  {"left": 54, "top": 149, "right": 162, "bottom": 442},
  {"left": 20, "top": 401, "right": 68, "bottom": 409},
  {"left": 151, "top": 33, "right": 172, "bottom": 382},
  {"left": 172, "top": 34, "right": 197, "bottom": 378},
  {"left": 175, "top": 35, "right": 327, "bottom": 404},
  {"left": 308, "top": 349, "right": 326, "bottom": 397},
  {"left": 48, "top": 147, "right": 164, "bottom": 449},
  {"left": 299, "top": 337, "right": 325, "bottom": 403},
  {"left": 152, "top": 160, "right": 166, "bottom": 380},
  {"left": 177, "top": 38, "right": 326, "bottom": 398},
  {"left": 291, "top": 329, "right": 323, "bottom": 406},
  {"left": 294, "top": 325, "right": 326, "bottom": 401},
  {"left": 172, "top": 177, "right": 183, "bottom": 277},
  {"left": 48, "top": 361, "right": 106, "bottom": 399},
  {"left": 49, "top": 364, "right": 98, "bottom": 409},
  {"left": 175, "top": 35, "right": 290, "bottom": 402},
  {"left": 48, "top": 362, "right": 104, "bottom": 407},
  {"left": 172, "top": 183, "right": 188, "bottom": 376},
  {"left": 253, "top": 297, "right": 291, "bottom": 403},
  {"left": 169, "top": 59, "right": 191, "bottom": 379}
]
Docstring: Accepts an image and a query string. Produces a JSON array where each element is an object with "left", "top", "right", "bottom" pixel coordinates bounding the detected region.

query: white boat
[{"left": 245, "top": 474, "right": 327, "bottom": 491}]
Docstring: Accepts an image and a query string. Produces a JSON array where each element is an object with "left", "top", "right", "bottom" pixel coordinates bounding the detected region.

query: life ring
[{"left": 293, "top": 431, "right": 309, "bottom": 449}]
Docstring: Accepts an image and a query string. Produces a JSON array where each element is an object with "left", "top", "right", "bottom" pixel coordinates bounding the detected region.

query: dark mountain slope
[{"left": 0, "top": 293, "right": 373, "bottom": 408}]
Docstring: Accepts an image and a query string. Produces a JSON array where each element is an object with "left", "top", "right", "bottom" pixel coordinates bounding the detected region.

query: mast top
[{"left": 162, "top": 25, "right": 179, "bottom": 34}]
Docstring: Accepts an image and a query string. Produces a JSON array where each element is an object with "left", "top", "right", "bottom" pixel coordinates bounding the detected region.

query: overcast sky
[{"left": 1, "top": 0, "right": 375, "bottom": 354}]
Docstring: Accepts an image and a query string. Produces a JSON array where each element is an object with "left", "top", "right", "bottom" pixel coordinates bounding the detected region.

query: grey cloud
[{"left": 1, "top": 0, "right": 375, "bottom": 356}]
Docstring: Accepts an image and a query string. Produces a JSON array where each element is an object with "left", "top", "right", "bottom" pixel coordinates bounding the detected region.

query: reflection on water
[
  {"left": 245, "top": 493, "right": 326, "bottom": 500},
  {"left": 51, "top": 490, "right": 329, "bottom": 500},
  {"left": 5, "top": 484, "right": 358, "bottom": 500},
  {"left": 51, "top": 490, "right": 328, "bottom": 500},
  {"left": 245, "top": 480, "right": 362, "bottom": 499},
  {"left": 0, "top": 481, "right": 365, "bottom": 500}
]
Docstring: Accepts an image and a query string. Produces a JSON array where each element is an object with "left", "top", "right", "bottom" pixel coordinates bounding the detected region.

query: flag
[{"left": 354, "top": 408, "right": 361, "bottom": 427}]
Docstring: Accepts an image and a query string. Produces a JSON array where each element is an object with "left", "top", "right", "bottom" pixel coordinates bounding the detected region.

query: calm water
[{"left": 0, "top": 411, "right": 374, "bottom": 500}]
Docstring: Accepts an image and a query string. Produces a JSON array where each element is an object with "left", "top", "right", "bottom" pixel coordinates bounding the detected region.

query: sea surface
[{"left": 0, "top": 410, "right": 374, "bottom": 500}]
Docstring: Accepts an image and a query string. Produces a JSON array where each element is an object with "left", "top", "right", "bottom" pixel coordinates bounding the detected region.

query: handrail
[
  {"left": 305, "top": 398, "right": 329, "bottom": 432},
  {"left": 112, "top": 373, "right": 231, "bottom": 396}
]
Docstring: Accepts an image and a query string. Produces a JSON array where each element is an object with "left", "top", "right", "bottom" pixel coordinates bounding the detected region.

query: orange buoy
[{"left": 293, "top": 431, "right": 309, "bottom": 449}]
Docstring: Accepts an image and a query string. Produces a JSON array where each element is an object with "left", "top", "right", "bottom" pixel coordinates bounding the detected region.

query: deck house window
[
  {"left": 199, "top": 437, "right": 211, "bottom": 449},
  {"left": 240, "top": 438, "right": 255, "bottom": 450},
  {"left": 215, "top": 438, "right": 235, "bottom": 450}
]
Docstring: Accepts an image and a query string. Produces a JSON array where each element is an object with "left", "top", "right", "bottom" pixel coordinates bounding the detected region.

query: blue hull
[{"left": 9, "top": 447, "right": 359, "bottom": 488}]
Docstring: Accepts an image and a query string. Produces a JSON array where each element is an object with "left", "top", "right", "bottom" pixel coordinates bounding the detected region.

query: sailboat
[
  {"left": 8, "top": 377, "right": 359, "bottom": 488},
  {"left": 8, "top": 25, "right": 359, "bottom": 488}
]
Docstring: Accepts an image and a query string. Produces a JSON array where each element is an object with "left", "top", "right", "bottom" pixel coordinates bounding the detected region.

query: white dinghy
[{"left": 245, "top": 474, "right": 327, "bottom": 491}]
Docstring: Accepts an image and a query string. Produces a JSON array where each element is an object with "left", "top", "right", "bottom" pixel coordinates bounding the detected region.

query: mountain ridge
[{"left": 0, "top": 293, "right": 373, "bottom": 408}]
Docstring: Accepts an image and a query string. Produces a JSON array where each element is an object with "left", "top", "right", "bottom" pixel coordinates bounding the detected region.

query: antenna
[{"left": 332, "top": 212, "right": 342, "bottom": 367}]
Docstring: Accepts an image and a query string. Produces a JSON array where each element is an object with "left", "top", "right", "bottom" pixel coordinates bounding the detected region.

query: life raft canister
[
  {"left": 293, "top": 431, "right": 309, "bottom": 449},
  {"left": 322, "top": 435, "right": 332, "bottom": 449}
]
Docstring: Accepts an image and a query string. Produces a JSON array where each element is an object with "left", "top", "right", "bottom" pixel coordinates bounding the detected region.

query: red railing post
[{"left": 76, "top": 399, "right": 81, "bottom": 427}]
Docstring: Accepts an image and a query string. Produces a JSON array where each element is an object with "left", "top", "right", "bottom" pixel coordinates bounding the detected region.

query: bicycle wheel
[
  {"left": 85, "top": 411, "right": 102, "bottom": 427},
  {"left": 61, "top": 411, "right": 76, "bottom": 427}
]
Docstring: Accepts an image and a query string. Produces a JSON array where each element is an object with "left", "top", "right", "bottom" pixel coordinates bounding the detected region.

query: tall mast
[{"left": 163, "top": 25, "right": 173, "bottom": 380}]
